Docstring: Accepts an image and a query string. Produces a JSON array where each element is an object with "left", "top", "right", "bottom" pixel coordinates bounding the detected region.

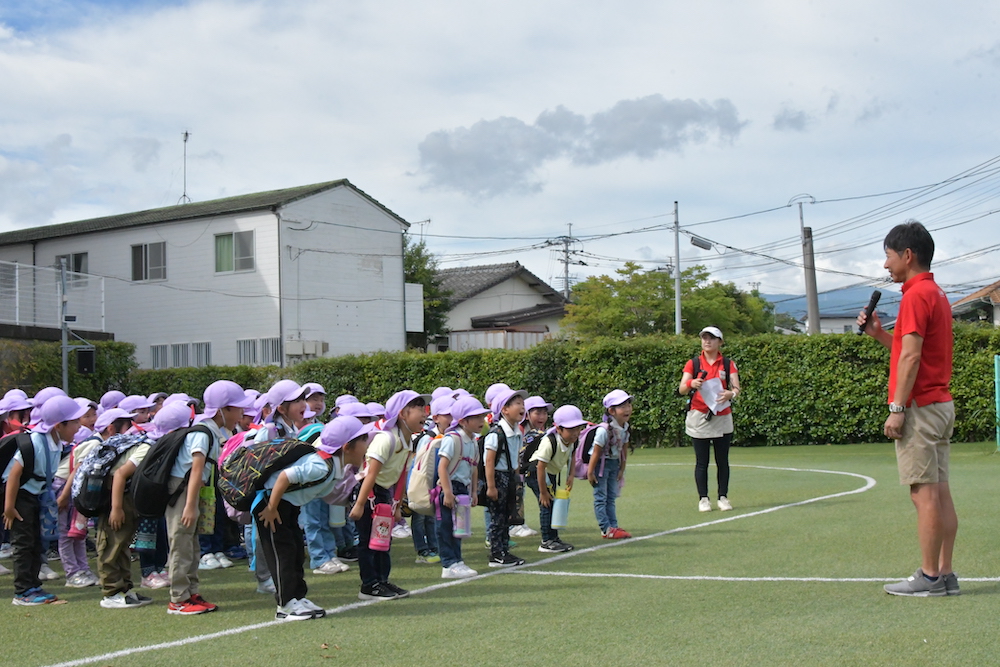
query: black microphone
[{"left": 857, "top": 290, "right": 882, "bottom": 335}]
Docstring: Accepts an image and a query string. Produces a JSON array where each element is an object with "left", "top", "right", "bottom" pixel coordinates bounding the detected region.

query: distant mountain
[{"left": 763, "top": 286, "right": 901, "bottom": 321}]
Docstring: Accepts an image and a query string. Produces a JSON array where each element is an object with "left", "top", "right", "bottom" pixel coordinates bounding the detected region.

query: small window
[
  {"left": 151, "top": 344, "right": 169, "bottom": 369},
  {"left": 171, "top": 343, "right": 190, "bottom": 368},
  {"left": 215, "top": 231, "right": 255, "bottom": 273},
  {"left": 843, "top": 325, "right": 853, "bottom": 333},
  {"left": 237, "top": 339, "right": 258, "bottom": 366},
  {"left": 193, "top": 342, "right": 211, "bottom": 368},
  {"left": 132, "top": 242, "right": 166, "bottom": 281},
  {"left": 260, "top": 337, "right": 282, "bottom": 365},
  {"left": 56, "top": 253, "right": 89, "bottom": 287}
]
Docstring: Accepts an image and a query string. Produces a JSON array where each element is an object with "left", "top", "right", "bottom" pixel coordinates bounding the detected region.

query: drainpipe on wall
[{"left": 275, "top": 209, "right": 285, "bottom": 368}]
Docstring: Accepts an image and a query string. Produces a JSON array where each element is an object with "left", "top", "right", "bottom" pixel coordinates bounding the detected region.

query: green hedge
[
  {"left": 113, "top": 325, "right": 1000, "bottom": 447},
  {"left": 0, "top": 340, "right": 137, "bottom": 398}
]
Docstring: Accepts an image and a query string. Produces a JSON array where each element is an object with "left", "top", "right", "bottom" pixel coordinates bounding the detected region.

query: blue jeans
[
  {"left": 592, "top": 457, "right": 621, "bottom": 532},
  {"left": 411, "top": 513, "right": 438, "bottom": 554},
  {"left": 525, "top": 472, "right": 559, "bottom": 542},
  {"left": 435, "top": 481, "right": 468, "bottom": 568},
  {"left": 298, "top": 498, "right": 339, "bottom": 568}
]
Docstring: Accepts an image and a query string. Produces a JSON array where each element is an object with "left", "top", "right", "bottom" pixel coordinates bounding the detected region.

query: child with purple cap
[
  {"left": 4, "top": 395, "right": 89, "bottom": 605},
  {"left": 410, "top": 396, "right": 454, "bottom": 564},
  {"left": 349, "top": 389, "right": 428, "bottom": 600},
  {"left": 254, "top": 415, "right": 373, "bottom": 620},
  {"left": 302, "top": 383, "right": 327, "bottom": 422},
  {"left": 481, "top": 389, "right": 528, "bottom": 567},
  {"left": 1, "top": 390, "right": 33, "bottom": 436},
  {"left": 437, "top": 395, "right": 488, "bottom": 579},
  {"left": 164, "top": 381, "right": 252, "bottom": 616},
  {"left": 509, "top": 396, "right": 553, "bottom": 540},
  {"left": 588, "top": 390, "right": 633, "bottom": 540},
  {"left": 526, "top": 405, "right": 587, "bottom": 553}
]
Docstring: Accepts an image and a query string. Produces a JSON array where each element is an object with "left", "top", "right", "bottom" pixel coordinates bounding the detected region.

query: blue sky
[{"left": 2, "top": 0, "right": 1000, "bottom": 309}]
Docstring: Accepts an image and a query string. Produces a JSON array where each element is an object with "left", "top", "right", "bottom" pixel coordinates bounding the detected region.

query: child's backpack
[
  {"left": 519, "top": 430, "right": 555, "bottom": 476},
  {"left": 219, "top": 437, "right": 332, "bottom": 512},
  {"left": 0, "top": 431, "right": 40, "bottom": 492},
  {"left": 571, "top": 422, "right": 605, "bottom": 479},
  {"left": 406, "top": 432, "right": 444, "bottom": 515},
  {"left": 131, "top": 424, "right": 214, "bottom": 518},
  {"left": 476, "top": 425, "right": 514, "bottom": 504},
  {"left": 71, "top": 433, "right": 148, "bottom": 517}
]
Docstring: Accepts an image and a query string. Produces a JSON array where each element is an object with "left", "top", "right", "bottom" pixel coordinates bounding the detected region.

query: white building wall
[
  {"left": 446, "top": 274, "right": 562, "bottom": 332},
  {"left": 277, "top": 186, "right": 407, "bottom": 358}
]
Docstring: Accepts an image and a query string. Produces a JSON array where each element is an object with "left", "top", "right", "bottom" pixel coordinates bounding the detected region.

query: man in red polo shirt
[{"left": 858, "top": 220, "right": 956, "bottom": 597}]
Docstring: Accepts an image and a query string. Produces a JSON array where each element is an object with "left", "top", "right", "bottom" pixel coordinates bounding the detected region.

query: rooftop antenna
[{"left": 178, "top": 131, "right": 192, "bottom": 204}]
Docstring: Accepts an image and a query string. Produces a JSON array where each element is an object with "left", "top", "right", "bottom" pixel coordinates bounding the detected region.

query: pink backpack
[{"left": 572, "top": 422, "right": 608, "bottom": 479}]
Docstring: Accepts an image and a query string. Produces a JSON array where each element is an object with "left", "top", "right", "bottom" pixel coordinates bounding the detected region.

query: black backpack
[
  {"left": 131, "top": 424, "right": 214, "bottom": 518},
  {"left": 71, "top": 433, "right": 147, "bottom": 518},
  {"left": 519, "top": 430, "right": 559, "bottom": 476},
  {"left": 0, "top": 431, "right": 41, "bottom": 494},
  {"left": 477, "top": 425, "right": 514, "bottom": 505}
]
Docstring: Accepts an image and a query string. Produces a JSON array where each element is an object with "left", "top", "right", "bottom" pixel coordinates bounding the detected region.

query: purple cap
[
  {"left": 430, "top": 396, "right": 455, "bottom": 417},
  {"left": 100, "top": 390, "right": 126, "bottom": 410},
  {"left": 491, "top": 388, "right": 528, "bottom": 419},
  {"left": 431, "top": 386, "right": 454, "bottom": 401},
  {"left": 267, "top": 380, "right": 308, "bottom": 406},
  {"left": 74, "top": 397, "right": 98, "bottom": 411},
  {"left": 147, "top": 392, "right": 169, "bottom": 404},
  {"left": 450, "top": 396, "right": 490, "bottom": 424},
  {"left": 164, "top": 393, "right": 195, "bottom": 406},
  {"left": 603, "top": 390, "right": 632, "bottom": 409},
  {"left": 0, "top": 391, "right": 33, "bottom": 413},
  {"left": 552, "top": 405, "right": 587, "bottom": 429},
  {"left": 339, "top": 402, "right": 374, "bottom": 419},
  {"left": 120, "top": 395, "right": 156, "bottom": 412},
  {"left": 148, "top": 401, "right": 194, "bottom": 439},
  {"left": 244, "top": 389, "right": 261, "bottom": 401},
  {"left": 73, "top": 426, "right": 94, "bottom": 444},
  {"left": 452, "top": 388, "right": 471, "bottom": 398},
  {"left": 335, "top": 394, "right": 360, "bottom": 408},
  {"left": 524, "top": 396, "right": 553, "bottom": 413},
  {"left": 203, "top": 380, "right": 254, "bottom": 419},
  {"left": 484, "top": 383, "right": 510, "bottom": 407},
  {"left": 366, "top": 402, "right": 385, "bottom": 418},
  {"left": 318, "top": 416, "right": 376, "bottom": 455},
  {"left": 94, "top": 407, "right": 137, "bottom": 433},
  {"left": 302, "top": 382, "right": 326, "bottom": 399},
  {"left": 31, "top": 387, "right": 69, "bottom": 424},
  {"left": 382, "top": 390, "right": 431, "bottom": 431},
  {"left": 37, "top": 395, "right": 90, "bottom": 434}
]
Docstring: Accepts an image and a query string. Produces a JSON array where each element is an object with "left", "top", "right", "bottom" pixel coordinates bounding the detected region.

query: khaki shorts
[
  {"left": 895, "top": 401, "right": 955, "bottom": 486},
  {"left": 685, "top": 410, "right": 733, "bottom": 439}
]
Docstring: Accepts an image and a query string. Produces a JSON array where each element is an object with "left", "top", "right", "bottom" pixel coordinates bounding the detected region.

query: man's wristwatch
[{"left": 888, "top": 402, "right": 906, "bottom": 414}]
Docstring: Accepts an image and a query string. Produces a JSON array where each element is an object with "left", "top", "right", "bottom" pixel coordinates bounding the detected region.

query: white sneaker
[
  {"left": 519, "top": 525, "right": 539, "bottom": 537},
  {"left": 312, "top": 558, "right": 349, "bottom": 574},
  {"left": 275, "top": 598, "right": 314, "bottom": 621},
  {"left": 391, "top": 523, "right": 411, "bottom": 538},
  {"left": 441, "top": 562, "right": 476, "bottom": 579},
  {"left": 717, "top": 496, "right": 733, "bottom": 511},
  {"left": 298, "top": 597, "right": 326, "bottom": 617},
  {"left": 0, "top": 543, "right": 12, "bottom": 559},
  {"left": 99, "top": 592, "right": 146, "bottom": 609},
  {"left": 456, "top": 562, "right": 478, "bottom": 577},
  {"left": 65, "top": 571, "right": 94, "bottom": 588},
  {"left": 0, "top": 562, "right": 10, "bottom": 576},
  {"left": 199, "top": 553, "right": 221, "bottom": 570},
  {"left": 698, "top": 498, "right": 712, "bottom": 512},
  {"left": 39, "top": 563, "right": 61, "bottom": 580},
  {"left": 214, "top": 552, "right": 234, "bottom": 569},
  {"left": 256, "top": 577, "right": 276, "bottom": 594}
]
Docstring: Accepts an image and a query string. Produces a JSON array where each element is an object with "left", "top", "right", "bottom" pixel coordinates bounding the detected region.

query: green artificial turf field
[{"left": 3, "top": 442, "right": 999, "bottom": 667}]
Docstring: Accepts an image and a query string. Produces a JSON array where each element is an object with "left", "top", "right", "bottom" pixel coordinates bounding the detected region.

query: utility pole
[
  {"left": 791, "top": 195, "right": 820, "bottom": 335},
  {"left": 59, "top": 257, "right": 69, "bottom": 393},
  {"left": 673, "top": 201, "right": 682, "bottom": 335},
  {"left": 562, "top": 223, "right": 572, "bottom": 301}
]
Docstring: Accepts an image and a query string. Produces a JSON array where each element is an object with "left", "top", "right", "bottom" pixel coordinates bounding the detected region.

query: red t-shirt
[
  {"left": 683, "top": 353, "right": 738, "bottom": 415},
  {"left": 889, "top": 272, "right": 952, "bottom": 407}
]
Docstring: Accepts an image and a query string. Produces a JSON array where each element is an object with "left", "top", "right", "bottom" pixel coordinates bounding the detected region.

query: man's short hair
[{"left": 884, "top": 220, "right": 934, "bottom": 269}]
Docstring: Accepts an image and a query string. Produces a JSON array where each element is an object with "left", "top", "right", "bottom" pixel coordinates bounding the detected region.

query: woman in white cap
[{"left": 678, "top": 326, "right": 741, "bottom": 512}]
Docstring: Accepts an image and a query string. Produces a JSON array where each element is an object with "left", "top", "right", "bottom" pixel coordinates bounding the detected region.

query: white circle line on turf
[
  {"left": 515, "top": 571, "right": 1000, "bottom": 583},
  {"left": 41, "top": 464, "right": 876, "bottom": 667}
]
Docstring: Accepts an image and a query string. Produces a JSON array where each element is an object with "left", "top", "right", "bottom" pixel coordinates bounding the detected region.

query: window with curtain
[{"left": 215, "top": 231, "right": 254, "bottom": 273}]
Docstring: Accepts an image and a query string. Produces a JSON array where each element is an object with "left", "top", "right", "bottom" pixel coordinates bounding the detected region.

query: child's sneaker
[
  {"left": 66, "top": 571, "right": 97, "bottom": 588},
  {"left": 358, "top": 582, "right": 399, "bottom": 600},
  {"left": 12, "top": 587, "right": 58, "bottom": 606},
  {"left": 717, "top": 496, "right": 733, "bottom": 511},
  {"left": 441, "top": 562, "right": 477, "bottom": 579},
  {"left": 337, "top": 546, "right": 359, "bottom": 562},
  {"left": 199, "top": 553, "right": 221, "bottom": 570},
  {"left": 391, "top": 522, "right": 411, "bottom": 538},
  {"left": 223, "top": 545, "right": 247, "bottom": 560},
  {"left": 415, "top": 551, "right": 441, "bottom": 564},
  {"left": 189, "top": 594, "right": 218, "bottom": 612},
  {"left": 213, "top": 552, "right": 234, "bottom": 569},
  {"left": 538, "top": 539, "right": 570, "bottom": 553},
  {"left": 312, "top": 558, "right": 349, "bottom": 574},
  {"left": 698, "top": 497, "right": 712, "bottom": 512},
  {"left": 275, "top": 598, "right": 314, "bottom": 621},
  {"left": 39, "top": 563, "right": 61, "bottom": 580},
  {"left": 383, "top": 581, "right": 410, "bottom": 598},
  {"left": 126, "top": 590, "right": 154, "bottom": 606},
  {"left": 141, "top": 572, "right": 169, "bottom": 589},
  {"left": 298, "top": 597, "right": 327, "bottom": 617},
  {"left": 167, "top": 598, "right": 212, "bottom": 615},
  {"left": 489, "top": 554, "right": 526, "bottom": 568},
  {"left": 944, "top": 572, "right": 961, "bottom": 596},
  {"left": 256, "top": 577, "right": 276, "bottom": 594},
  {"left": 0, "top": 563, "right": 10, "bottom": 576},
  {"left": 0, "top": 542, "right": 12, "bottom": 559}
]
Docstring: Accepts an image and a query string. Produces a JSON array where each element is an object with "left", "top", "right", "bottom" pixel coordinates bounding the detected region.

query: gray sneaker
[
  {"left": 884, "top": 568, "right": 947, "bottom": 597},
  {"left": 943, "top": 572, "right": 960, "bottom": 596}
]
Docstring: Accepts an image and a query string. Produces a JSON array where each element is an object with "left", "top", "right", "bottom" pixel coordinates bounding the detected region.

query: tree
[
  {"left": 561, "top": 262, "right": 775, "bottom": 337},
  {"left": 403, "top": 235, "right": 451, "bottom": 349}
]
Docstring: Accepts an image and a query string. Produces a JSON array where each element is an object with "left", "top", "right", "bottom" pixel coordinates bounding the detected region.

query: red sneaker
[
  {"left": 605, "top": 527, "right": 632, "bottom": 539},
  {"left": 189, "top": 594, "right": 218, "bottom": 612},
  {"left": 167, "top": 599, "right": 211, "bottom": 615}
]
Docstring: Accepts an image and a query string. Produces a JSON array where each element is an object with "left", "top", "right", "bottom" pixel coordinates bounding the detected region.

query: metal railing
[{"left": 0, "top": 260, "right": 105, "bottom": 331}]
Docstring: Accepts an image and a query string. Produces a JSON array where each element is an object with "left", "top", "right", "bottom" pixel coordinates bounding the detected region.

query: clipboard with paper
[{"left": 697, "top": 377, "right": 731, "bottom": 415}]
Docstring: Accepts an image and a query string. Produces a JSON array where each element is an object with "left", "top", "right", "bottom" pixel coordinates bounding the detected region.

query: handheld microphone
[{"left": 857, "top": 290, "right": 882, "bottom": 335}]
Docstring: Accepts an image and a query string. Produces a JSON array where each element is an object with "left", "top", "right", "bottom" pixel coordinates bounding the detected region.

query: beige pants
[
  {"left": 896, "top": 401, "right": 955, "bottom": 486},
  {"left": 165, "top": 476, "right": 200, "bottom": 603},
  {"left": 96, "top": 494, "right": 139, "bottom": 597}
]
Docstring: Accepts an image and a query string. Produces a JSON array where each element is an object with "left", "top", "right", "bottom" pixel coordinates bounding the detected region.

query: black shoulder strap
[{"left": 722, "top": 357, "right": 731, "bottom": 390}]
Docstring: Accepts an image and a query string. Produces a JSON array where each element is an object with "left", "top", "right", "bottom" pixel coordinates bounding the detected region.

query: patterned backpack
[{"left": 219, "top": 437, "right": 332, "bottom": 512}]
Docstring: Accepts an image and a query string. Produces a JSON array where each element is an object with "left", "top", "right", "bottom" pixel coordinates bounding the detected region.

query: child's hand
[
  {"left": 348, "top": 501, "right": 364, "bottom": 521},
  {"left": 587, "top": 471, "right": 598, "bottom": 487},
  {"left": 109, "top": 507, "right": 125, "bottom": 530},
  {"left": 57, "top": 490, "right": 71, "bottom": 510},
  {"left": 181, "top": 502, "right": 198, "bottom": 528},
  {"left": 539, "top": 491, "right": 552, "bottom": 508},
  {"left": 470, "top": 495, "right": 478, "bottom": 508},
  {"left": 566, "top": 478, "right": 574, "bottom": 492},
  {"left": 3, "top": 507, "right": 22, "bottom": 529},
  {"left": 486, "top": 485, "right": 498, "bottom": 501},
  {"left": 258, "top": 505, "right": 281, "bottom": 532},
  {"left": 443, "top": 491, "right": 455, "bottom": 509}
]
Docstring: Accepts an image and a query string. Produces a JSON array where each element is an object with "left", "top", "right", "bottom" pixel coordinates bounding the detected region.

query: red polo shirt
[
  {"left": 683, "top": 353, "right": 738, "bottom": 416},
  {"left": 889, "top": 272, "right": 952, "bottom": 407}
]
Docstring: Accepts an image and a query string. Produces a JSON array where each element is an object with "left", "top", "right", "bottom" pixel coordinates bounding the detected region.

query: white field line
[
  {"left": 517, "top": 571, "right": 1000, "bottom": 583},
  {"left": 43, "top": 464, "right": 875, "bottom": 667}
]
